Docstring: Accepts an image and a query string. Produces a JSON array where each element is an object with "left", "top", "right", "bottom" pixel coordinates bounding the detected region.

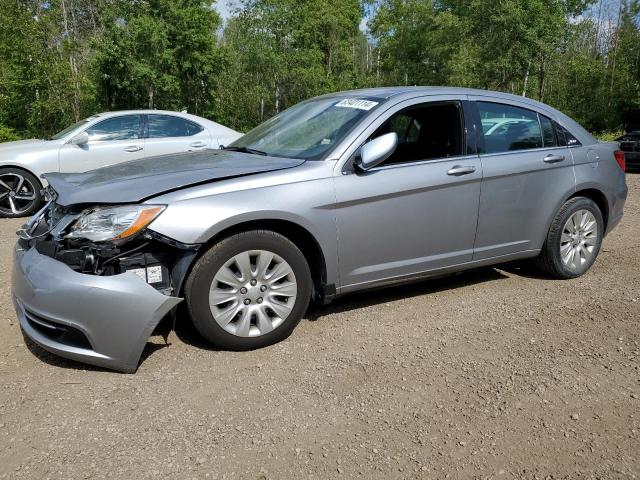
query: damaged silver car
[{"left": 12, "top": 87, "right": 627, "bottom": 372}]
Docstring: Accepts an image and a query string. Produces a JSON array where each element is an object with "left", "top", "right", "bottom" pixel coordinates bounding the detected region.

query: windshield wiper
[{"left": 222, "top": 146, "right": 267, "bottom": 156}]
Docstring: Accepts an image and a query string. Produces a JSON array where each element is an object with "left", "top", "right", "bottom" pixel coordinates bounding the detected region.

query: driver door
[
  {"left": 333, "top": 97, "right": 482, "bottom": 292},
  {"left": 58, "top": 114, "right": 145, "bottom": 173}
]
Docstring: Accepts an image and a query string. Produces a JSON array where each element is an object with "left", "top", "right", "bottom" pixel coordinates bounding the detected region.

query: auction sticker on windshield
[{"left": 335, "top": 99, "right": 379, "bottom": 110}]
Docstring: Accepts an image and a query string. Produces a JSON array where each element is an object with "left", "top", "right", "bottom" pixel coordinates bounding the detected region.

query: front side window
[
  {"left": 478, "top": 102, "right": 543, "bottom": 154},
  {"left": 85, "top": 115, "right": 141, "bottom": 142},
  {"left": 147, "top": 115, "right": 203, "bottom": 138},
  {"left": 50, "top": 117, "right": 96, "bottom": 140},
  {"left": 370, "top": 102, "right": 464, "bottom": 166},
  {"left": 228, "top": 96, "right": 384, "bottom": 160}
]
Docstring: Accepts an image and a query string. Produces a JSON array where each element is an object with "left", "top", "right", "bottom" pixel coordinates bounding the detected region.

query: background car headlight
[{"left": 66, "top": 205, "right": 165, "bottom": 242}]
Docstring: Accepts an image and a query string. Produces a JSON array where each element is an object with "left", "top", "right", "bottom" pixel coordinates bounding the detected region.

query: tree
[
  {"left": 0, "top": 0, "right": 637, "bottom": 138},
  {"left": 94, "top": 0, "right": 222, "bottom": 113},
  {"left": 0, "top": 0, "right": 103, "bottom": 137},
  {"left": 215, "top": 0, "right": 363, "bottom": 130}
]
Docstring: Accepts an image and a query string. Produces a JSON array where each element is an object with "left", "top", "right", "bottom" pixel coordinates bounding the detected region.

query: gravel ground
[{"left": 0, "top": 176, "right": 639, "bottom": 480}]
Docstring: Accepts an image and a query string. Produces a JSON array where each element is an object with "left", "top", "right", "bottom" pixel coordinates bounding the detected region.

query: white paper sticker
[
  {"left": 146, "top": 265, "right": 163, "bottom": 284},
  {"left": 335, "top": 98, "right": 379, "bottom": 110},
  {"left": 130, "top": 268, "right": 147, "bottom": 281}
]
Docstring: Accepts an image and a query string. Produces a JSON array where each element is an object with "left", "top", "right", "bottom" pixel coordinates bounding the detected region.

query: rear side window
[
  {"left": 554, "top": 122, "right": 581, "bottom": 147},
  {"left": 478, "top": 102, "right": 543, "bottom": 154},
  {"left": 86, "top": 115, "right": 141, "bottom": 142},
  {"left": 147, "top": 115, "right": 204, "bottom": 138}
]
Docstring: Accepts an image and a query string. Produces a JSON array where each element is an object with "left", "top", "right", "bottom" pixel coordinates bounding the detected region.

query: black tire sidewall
[
  {"left": 547, "top": 198, "right": 604, "bottom": 278},
  {"left": 0, "top": 168, "right": 43, "bottom": 218},
  {"left": 185, "top": 231, "right": 312, "bottom": 350}
]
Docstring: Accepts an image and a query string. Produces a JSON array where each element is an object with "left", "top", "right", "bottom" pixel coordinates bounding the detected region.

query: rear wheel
[
  {"left": 185, "top": 230, "right": 312, "bottom": 350},
  {"left": 535, "top": 197, "right": 604, "bottom": 279},
  {"left": 0, "top": 168, "right": 42, "bottom": 218}
]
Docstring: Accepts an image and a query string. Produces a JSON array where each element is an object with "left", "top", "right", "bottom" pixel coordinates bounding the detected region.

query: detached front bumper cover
[{"left": 12, "top": 245, "right": 182, "bottom": 373}]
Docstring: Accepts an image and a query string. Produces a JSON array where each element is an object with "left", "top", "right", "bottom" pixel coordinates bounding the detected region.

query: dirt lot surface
[{"left": 1, "top": 177, "right": 639, "bottom": 480}]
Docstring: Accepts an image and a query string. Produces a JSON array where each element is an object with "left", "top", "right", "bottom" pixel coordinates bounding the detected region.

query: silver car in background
[
  {"left": 12, "top": 87, "right": 627, "bottom": 372},
  {"left": 0, "top": 110, "right": 241, "bottom": 217}
]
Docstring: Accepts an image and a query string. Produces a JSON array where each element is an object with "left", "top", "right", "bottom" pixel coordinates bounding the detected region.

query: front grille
[{"left": 24, "top": 309, "right": 93, "bottom": 350}]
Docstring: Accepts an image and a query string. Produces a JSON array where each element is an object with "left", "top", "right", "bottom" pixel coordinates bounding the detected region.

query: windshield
[
  {"left": 49, "top": 117, "right": 96, "bottom": 140},
  {"left": 227, "top": 96, "right": 384, "bottom": 160}
]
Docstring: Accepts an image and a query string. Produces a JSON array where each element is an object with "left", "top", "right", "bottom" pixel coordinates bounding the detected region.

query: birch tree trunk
[
  {"left": 538, "top": 54, "right": 546, "bottom": 102},
  {"left": 522, "top": 59, "right": 531, "bottom": 96}
]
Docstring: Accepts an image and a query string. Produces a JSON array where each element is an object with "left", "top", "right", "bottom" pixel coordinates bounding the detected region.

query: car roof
[
  {"left": 325, "top": 85, "right": 519, "bottom": 97},
  {"left": 319, "top": 86, "right": 595, "bottom": 146},
  {"left": 94, "top": 109, "right": 204, "bottom": 120},
  {"left": 327, "top": 86, "right": 551, "bottom": 109},
  {"left": 87, "top": 110, "right": 240, "bottom": 136}
]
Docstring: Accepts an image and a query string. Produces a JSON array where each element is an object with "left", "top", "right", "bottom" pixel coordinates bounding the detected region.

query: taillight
[{"left": 614, "top": 150, "right": 625, "bottom": 172}]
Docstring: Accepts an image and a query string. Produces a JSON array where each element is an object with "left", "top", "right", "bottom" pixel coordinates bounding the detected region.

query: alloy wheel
[
  {"left": 209, "top": 249, "right": 298, "bottom": 337},
  {"left": 560, "top": 209, "right": 598, "bottom": 271},
  {"left": 0, "top": 173, "right": 38, "bottom": 216}
]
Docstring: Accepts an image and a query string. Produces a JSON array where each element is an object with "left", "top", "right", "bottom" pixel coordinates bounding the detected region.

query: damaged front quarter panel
[
  {"left": 12, "top": 202, "right": 199, "bottom": 372},
  {"left": 13, "top": 247, "right": 183, "bottom": 372}
]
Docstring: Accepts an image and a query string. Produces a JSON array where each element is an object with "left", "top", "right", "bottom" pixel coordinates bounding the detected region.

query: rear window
[
  {"left": 147, "top": 115, "right": 204, "bottom": 138},
  {"left": 478, "top": 102, "right": 543, "bottom": 154},
  {"left": 554, "top": 122, "right": 581, "bottom": 147}
]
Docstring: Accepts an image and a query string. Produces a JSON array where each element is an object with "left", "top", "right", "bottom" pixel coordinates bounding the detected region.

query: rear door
[
  {"left": 471, "top": 99, "right": 575, "bottom": 260},
  {"left": 142, "top": 114, "right": 212, "bottom": 158},
  {"left": 58, "top": 114, "right": 144, "bottom": 172}
]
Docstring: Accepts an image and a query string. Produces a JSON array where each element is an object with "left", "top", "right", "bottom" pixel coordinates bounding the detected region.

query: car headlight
[{"left": 66, "top": 205, "right": 165, "bottom": 242}]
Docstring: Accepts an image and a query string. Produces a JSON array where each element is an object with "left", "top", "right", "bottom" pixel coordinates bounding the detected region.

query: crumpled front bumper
[{"left": 12, "top": 245, "right": 182, "bottom": 373}]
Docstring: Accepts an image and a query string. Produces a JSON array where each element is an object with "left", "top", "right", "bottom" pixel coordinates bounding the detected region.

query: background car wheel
[
  {"left": 0, "top": 168, "right": 42, "bottom": 218},
  {"left": 535, "top": 197, "right": 604, "bottom": 279},
  {"left": 185, "top": 230, "right": 312, "bottom": 350}
]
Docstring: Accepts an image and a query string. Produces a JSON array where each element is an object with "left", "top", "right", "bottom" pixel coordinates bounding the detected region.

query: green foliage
[
  {"left": 0, "top": 0, "right": 638, "bottom": 139},
  {"left": 594, "top": 131, "right": 624, "bottom": 141},
  {"left": 0, "top": 124, "right": 20, "bottom": 142},
  {"left": 95, "top": 0, "right": 222, "bottom": 113},
  {"left": 214, "top": 0, "right": 364, "bottom": 130}
]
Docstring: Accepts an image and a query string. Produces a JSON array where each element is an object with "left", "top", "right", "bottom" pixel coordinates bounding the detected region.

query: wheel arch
[
  {"left": 179, "top": 218, "right": 330, "bottom": 302},
  {"left": 0, "top": 164, "right": 44, "bottom": 188},
  {"left": 537, "top": 184, "right": 611, "bottom": 251},
  {"left": 569, "top": 187, "right": 610, "bottom": 231}
]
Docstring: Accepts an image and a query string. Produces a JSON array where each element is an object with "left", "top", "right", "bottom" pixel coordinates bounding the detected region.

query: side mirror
[
  {"left": 355, "top": 132, "right": 398, "bottom": 171},
  {"left": 70, "top": 131, "right": 89, "bottom": 146}
]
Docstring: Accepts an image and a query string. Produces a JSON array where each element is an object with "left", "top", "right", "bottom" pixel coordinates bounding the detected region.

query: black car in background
[
  {"left": 617, "top": 130, "right": 640, "bottom": 172},
  {"left": 618, "top": 109, "right": 640, "bottom": 172}
]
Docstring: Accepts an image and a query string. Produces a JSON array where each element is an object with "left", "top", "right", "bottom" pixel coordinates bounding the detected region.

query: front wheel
[
  {"left": 0, "top": 168, "right": 42, "bottom": 218},
  {"left": 535, "top": 197, "right": 604, "bottom": 279},
  {"left": 185, "top": 230, "right": 312, "bottom": 350}
]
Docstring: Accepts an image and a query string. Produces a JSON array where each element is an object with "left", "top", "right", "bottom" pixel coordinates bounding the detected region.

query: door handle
[
  {"left": 190, "top": 141, "right": 207, "bottom": 148},
  {"left": 447, "top": 165, "right": 476, "bottom": 176},
  {"left": 543, "top": 154, "right": 565, "bottom": 163},
  {"left": 124, "top": 145, "right": 143, "bottom": 152}
]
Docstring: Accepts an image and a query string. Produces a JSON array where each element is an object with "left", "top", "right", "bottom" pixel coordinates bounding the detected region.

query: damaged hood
[{"left": 44, "top": 150, "right": 305, "bottom": 206}]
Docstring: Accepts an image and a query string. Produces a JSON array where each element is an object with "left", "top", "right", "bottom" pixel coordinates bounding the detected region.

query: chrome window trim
[
  {"left": 366, "top": 154, "right": 479, "bottom": 172},
  {"left": 478, "top": 145, "right": 570, "bottom": 158}
]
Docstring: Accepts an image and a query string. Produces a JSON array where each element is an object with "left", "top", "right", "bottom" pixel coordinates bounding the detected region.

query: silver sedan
[
  {"left": 0, "top": 110, "right": 241, "bottom": 217},
  {"left": 12, "top": 87, "right": 628, "bottom": 372}
]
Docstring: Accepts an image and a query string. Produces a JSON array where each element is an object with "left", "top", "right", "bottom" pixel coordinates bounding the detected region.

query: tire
[
  {"left": 535, "top": 197, "right": 604, "bottom": 279},
  {"left": 184, "top": 230, "right": 312, "bottom": 350},
  {"left": 0, "top": 168, "right": 43, "bottom": 218}
]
